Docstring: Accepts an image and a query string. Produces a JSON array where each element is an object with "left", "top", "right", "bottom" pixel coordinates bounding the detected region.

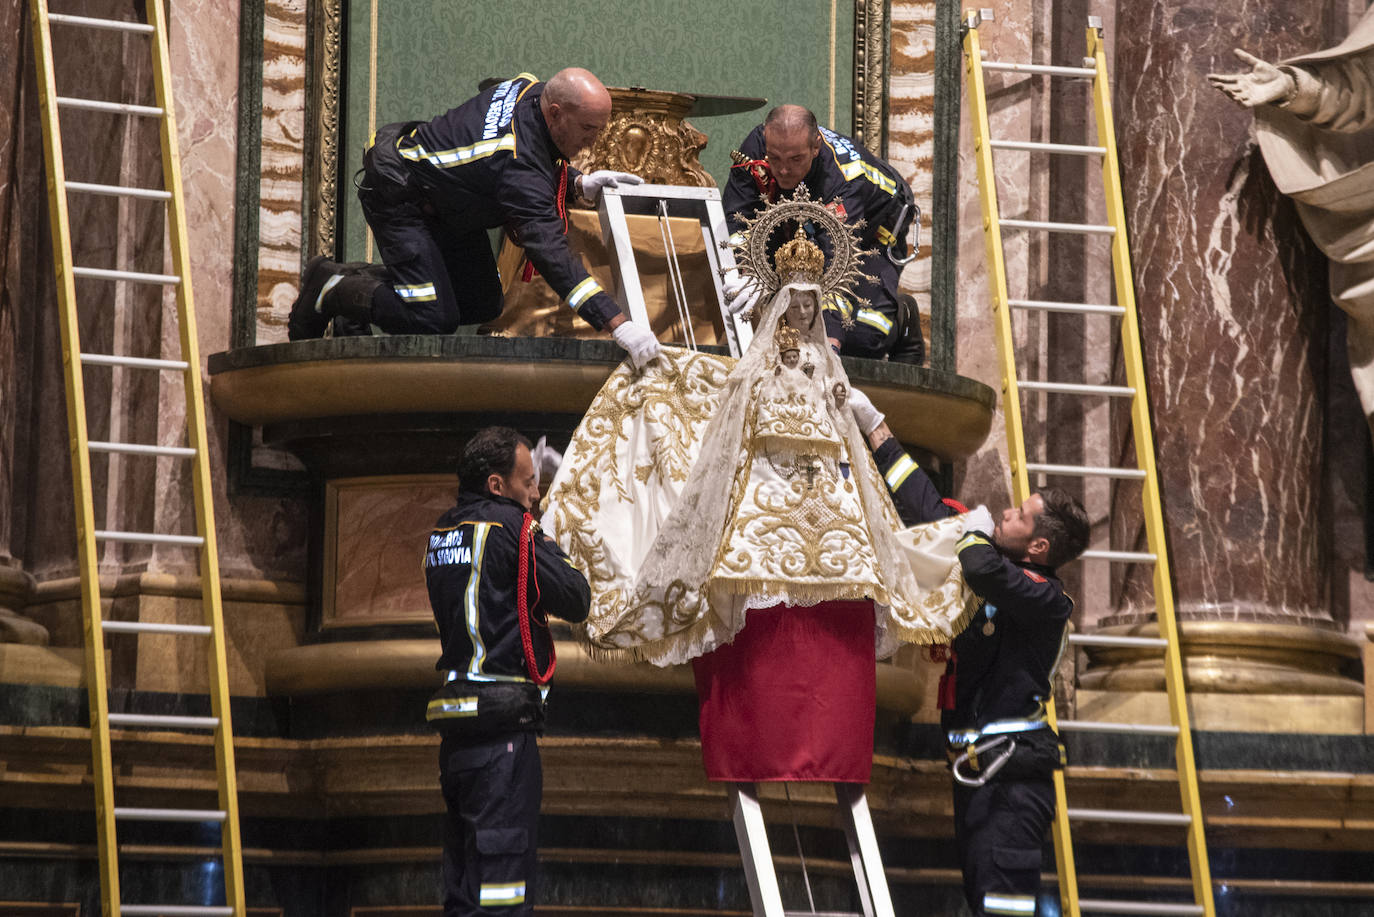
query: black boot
[
  {"left": 287, "top": 255, "right": 342, "bottom": 340},
  {"left": 887, "top": 293, "right": 925, "bottom": 365},
  {"left": 320, "top": 272, "right": 383, "bottom": 334}
]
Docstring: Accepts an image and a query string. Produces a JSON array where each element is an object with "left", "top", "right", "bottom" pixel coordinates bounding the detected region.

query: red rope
[{"left": 516, "top": 512, "right": 556, "bottom": 684}]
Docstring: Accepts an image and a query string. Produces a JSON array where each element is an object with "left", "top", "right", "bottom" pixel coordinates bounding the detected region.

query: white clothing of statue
[
  {"left": 541, "top": 230, "right": 977, "bottom": 667},
  {"left": 1211, "top": 9, "right": 1374, "bottom": 437}
]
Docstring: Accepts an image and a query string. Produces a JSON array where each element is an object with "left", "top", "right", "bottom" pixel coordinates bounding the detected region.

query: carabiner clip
[
  {"left": 886, "top": 203, "right": 920, "bottom": 266},
  {"left": 952, "top": 734, "right": 1017, "bottom": 787}
]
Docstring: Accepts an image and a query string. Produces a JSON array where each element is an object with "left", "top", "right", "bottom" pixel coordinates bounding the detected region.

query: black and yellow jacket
[
  {"left": 425, "top": 488, "right": 590, "bottom": 684},
  {"left": 378, "top": 74, "right": 620, "bottom": 330},
  {"left": 871, "top": 439, "right": 1072, "bottom": 734}
]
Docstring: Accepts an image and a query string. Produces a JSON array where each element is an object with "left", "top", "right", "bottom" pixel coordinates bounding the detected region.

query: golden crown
[
  {"left": 773, "top": 226, "right": 825, "bottom": 286},
  {"left": 775, "top": 320, "right": 801, "bottom": 353}
]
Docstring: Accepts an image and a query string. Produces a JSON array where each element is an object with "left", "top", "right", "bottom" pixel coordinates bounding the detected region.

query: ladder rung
[
  {"left": 47, "top": 13, "right": 156, "bottom": 33},
  {"left": 1018, "top": 380, "right": 1135, "bottom": 397},
  {"left": 64, "top": 180, "right": 171, "bottom": 201},
  {"left": 1025, "top": 462, "right": 1147, "bottom": 480},
  {"left": 107, "top": 713, "right": 219, "bottom": 730},
  {"left": 1078, "top": 549, "right": 1158, "bottom": 563},
  {"left": 89, "top": 441, "right": 196, "bottom": 458},
  {"left": 120, "top": 908, "right": 235, "bottom": 917},
  {"left": 72, "top": 266, "right": 180, "bottom": 285},
  {"left": 1000, "top": 218, "right": 1116, "bottom": 235},
  {"left": 1058, "top": 720, "right": 1180, "bottom": 737},
  {"left": 990, "top": 139, "right": 1106, "bottom": 156},
  {"left": 81, "top": 353, "right": 189, "bottom": 371},
  {"left": 982, "top": 60, "right": 1097, "bottom": 78},
  {"left": 1069, "top": 633, "right": 1169, "bottom": 649},
  {"left": 56, "top": 96, "right": 164, "bottom": 117},
  {"left": 1009, "top": 298, "right": 1125, "bottom": 316},
  {"left": 95, "top": 530, "right": 205, "bottom": 547},
  {"left": 1078, "top": 901, "right": 1204, "bottom": 916},
  {"left": 1067, "top": 807, "right": 1192, "bottom": 826},
  {"left": 114, "top": 807, "right": 227, "bottom": 822},
  {"left": 102, "top": 621, "right": 213, "bottom": 636}
]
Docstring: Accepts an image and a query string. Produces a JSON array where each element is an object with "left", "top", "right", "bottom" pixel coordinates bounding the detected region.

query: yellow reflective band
[
  {"left": 838, "top": 159, "right": 898, "bottom": 195},
  {"left": 824, "top": 293, "right": 853, "bottom": 318},
  {"left": 426, "top": 696, "right": 478, "bottom": 720},
  {"left": 399, "top": 134, "right": 516, "bottom": 169},
  {"left": 479, "top": 882, "right": 526, "bottom": 905},
  {"left": 884, "top": 454, "right": 917, "bottom": 491},
  {"left": 728, "top": 232, "right": 746, "bottom": 247},
  {"left": 465, "top": 524, "right": 491, "bottom": 677},
  {"left": 394, "top": 282, "right": 437, "bottom": 303},
  {"left": 983, "top": 892, "right": 1036, "bottom": 915},
  {"left": 856, "top": 308, "right": 894, "bottom": 334},
  {"left": 876, "top": 225, "right": 896, "bottom": 246},
  {"left": 957, "top": 533, "right": 993, "bottom": 553},
  {"left": 566, "top": 277, "right": 602, "bottom": 309}
]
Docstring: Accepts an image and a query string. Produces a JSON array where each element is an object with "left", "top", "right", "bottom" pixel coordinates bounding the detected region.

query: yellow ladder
[
  {"left": 30, "top": 2, "right": 246, "bottom": 915},
  {"left": 962, "top": 9, "right": 1214, "bottom": 916}
]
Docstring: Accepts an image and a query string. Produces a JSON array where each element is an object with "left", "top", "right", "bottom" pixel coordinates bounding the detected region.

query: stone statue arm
[{"left": 1209, "top": 47, "right": 1374, "bottom": 132}]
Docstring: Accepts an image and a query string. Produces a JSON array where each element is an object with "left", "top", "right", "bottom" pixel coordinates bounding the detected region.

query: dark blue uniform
[
  {"left": 359, "top": 74, "right": 621, "bottom": 335},
  {"left": 425, "top": 488, "right": 590, "bottom": 917},
  {"left": 874, "top": 439, "right": 1070, "bottom": 917},
  {"left": 723, "top": 124, "right": 915, "bottom": 358}
]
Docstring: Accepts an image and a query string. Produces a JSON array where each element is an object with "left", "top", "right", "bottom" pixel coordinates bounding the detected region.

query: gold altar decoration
[{"left": 572, "top": 87, "right": 713, "bottom": 187}]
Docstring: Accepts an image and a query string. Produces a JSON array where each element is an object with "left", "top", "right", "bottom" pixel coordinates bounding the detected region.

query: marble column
[{"left": 1086, "top": 0, "right": 1363, "bottom": 721}]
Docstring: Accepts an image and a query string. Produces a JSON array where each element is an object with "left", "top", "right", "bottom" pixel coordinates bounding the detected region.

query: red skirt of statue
[{"left": 691, "top": 599, "right": 876, "bottom": 783}]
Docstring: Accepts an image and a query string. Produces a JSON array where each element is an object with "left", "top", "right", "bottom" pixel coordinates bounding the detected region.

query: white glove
[
  {"left": 612, "top": 319, "right": 662, "bottom": 370},
  {"left": 847, "top": 386, "right": 885, "bottom": 435},
  {"left": 962, "top": 504, "right": 996, "bottom": 538},
  {"left": 580, "top": 170, "right": 643, "bottom": 201},
  {"left": 722, "top": 273, "right": 761, "bottom": 316},
  {"left": 530, "top": 435, "right": 564, "bottom": 488}
]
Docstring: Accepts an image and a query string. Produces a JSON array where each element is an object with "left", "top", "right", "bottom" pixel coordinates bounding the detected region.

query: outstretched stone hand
[{"left": 1207, "top": 49, "right": 1296, "bottom": 108}]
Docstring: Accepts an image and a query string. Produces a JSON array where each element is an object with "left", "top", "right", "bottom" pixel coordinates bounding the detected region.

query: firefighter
[
  {"left": 288, "top": 68, "right": 661, "bottom": 370},
  {"left": 423, "top": 426, "right": 591, "bottom": 916},
  {"left": 848, "top": 390, "right": 1089, "bottom": 916},
  {"left": 721, "top": 104, "right": 924, "bottom": 364}
]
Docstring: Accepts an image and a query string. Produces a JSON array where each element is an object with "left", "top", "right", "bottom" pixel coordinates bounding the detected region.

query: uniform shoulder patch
[
  {"left": 826, "top": 200, "right": 848, "bottom": 222},
  {"left": 1022, "top": 569, "right": 1047, "bottom": 584}
]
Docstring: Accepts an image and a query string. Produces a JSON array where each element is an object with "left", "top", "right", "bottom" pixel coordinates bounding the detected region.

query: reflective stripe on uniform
[
  {"left": 426, "top": 696, "right": 478, "bottom": 720},
  {"left": 316, "top": 274, "right": 344, "bottom": 313},
  {"left": 727, "top": 232, "right": 746, "bottom": 247},
  {"left": 394, "top": 282, "right": 438, "bottom": 303},
  {"left": 824, "top": 293, "right": 853, "bottom": 319},
  {"left": 479, "top": 882, "right": 527, "bottom": 906},
  {"left": 876, "top": 225, "right": 896, "bottom": 246},
  {"left": 956, "top": 532, "right": 993, "bottom": 553},
  {"left": 856, "top": 308, "right": 893, "bottom": 334},
  {"left": 837, "top": 158, "right": 898, "bottom": 195},
  {"left": 565, "top": 277, "right": 602, "bottom": 310},
  {"left": 465, "top": 524, "right": 492, "bottom": 677},
  {"left": 398, "top": 134, "right": 516, "bottom": 169},
  {"left": 983, "top": 892, "right": 1036, "bottom": 915},
  {"left": 884, "top": 454, "right": 917, "bottom": 492}
]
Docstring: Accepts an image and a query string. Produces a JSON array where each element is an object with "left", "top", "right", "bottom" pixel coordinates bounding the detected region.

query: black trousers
[
  {"left": 952, "top": 775, "right": 1055, "bottom": 916},
  {"left": 439, "top": 731, "right": 542, "bottom": 916},
  {"left": 357, "top": 185, "right": 505, "bottom": 335},
  {"left": 822, "top": 249, "right": 902, "bottom": 359}
]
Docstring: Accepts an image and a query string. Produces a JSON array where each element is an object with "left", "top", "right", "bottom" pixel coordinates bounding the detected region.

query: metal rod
[
  {"left": 65, "top": 180, "right": 171, "bottom": 200},
  {"left": 1000, "top": 217, "right": 1115, "bottom": 235},
  {"left": 1018, "top": 380, "right": 1135, "bottom": 397},
  {"left": 1066, "top": 808, "right": 1192, "bottom": 826},
  {"left": 783, "top": 784, "right": 817, "bottom": 914},
  {"left": 982, "top": 60, "right": 1097, "bottom": 77},
  {"left": 81, "top": 353, "right": 188, "bottom": 371},
  {"left": 1057, "top": 720, "right": 1180, "bottom": 737},
  {"left": 72, "top": 266, "right": 180, "bottom": 284},
  {"left": 990, "top": 139, "right": 1106, "bottom": 155},
  {"left": 89, "top": 441, "right": 196, "bottom": 457},
  {"left": 1078, "top": 549, "right": 1158, "bottom": 563},
  {"left": 1026, "top": 462, "right": 1147, "bottom": 479},
  {"left": 56, "top": 96, "right": 163, "bottom": 116},
  {"left": 1009, "top": 298, "right": 1125, "bottom": 316},
  {"left": 102, "top": 621, "right": 213, "bottom": 636},
  {"left": 47, "top": 13, "right": 155, "bottom": 33},
  {"left": 107, "top": 713, "right": 219, "bottom": 729},
  {"left": 1068, "top": 634, "right": 1169, "bottom": 648},
  {"left": 115, "top": 808, "right": 227, "bottom": 822},
  {"left": 1077, "top": 901, "right": 1204, "bottom": 916},
  {"left": 94, "top": 530, "right": 205, "bottom": 547}
]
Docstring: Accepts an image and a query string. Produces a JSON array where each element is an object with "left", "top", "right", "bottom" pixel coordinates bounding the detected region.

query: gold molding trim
[
  {"left": 852, "top": 0, "right": 887, "bottom": 154},
  {"left": 309, "top": 0, "right": 342, "bottom": 257}
]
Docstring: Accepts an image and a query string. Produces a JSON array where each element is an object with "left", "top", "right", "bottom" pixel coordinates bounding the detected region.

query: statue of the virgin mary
[{"left": 543, "top": 190, "right": 976, "bottom": 783}]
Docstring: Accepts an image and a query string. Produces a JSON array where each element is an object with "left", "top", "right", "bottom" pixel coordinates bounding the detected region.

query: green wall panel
[{"left": 339, "top": 0, "right": 853, "bottom": 260}]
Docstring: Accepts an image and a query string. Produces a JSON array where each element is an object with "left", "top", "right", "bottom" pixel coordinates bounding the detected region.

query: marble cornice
[{"left": 208, "top": 337, "right": 997, "bottom": 461}]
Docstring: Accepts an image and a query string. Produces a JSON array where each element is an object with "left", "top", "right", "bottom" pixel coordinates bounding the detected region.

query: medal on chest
[{"left": 982, "top": 603, "right": 998, "bottom": 637}]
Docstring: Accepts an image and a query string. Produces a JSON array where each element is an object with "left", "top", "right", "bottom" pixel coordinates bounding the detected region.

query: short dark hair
[
  {"left": 1033, "top": 488, "right": 1090, "bottom": 568},
  {"left": 763, "top": 104, "right": 819, "bottom": 139},
  {"left": 457, "top": 426, "right": 531, "bottom": 495}
]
